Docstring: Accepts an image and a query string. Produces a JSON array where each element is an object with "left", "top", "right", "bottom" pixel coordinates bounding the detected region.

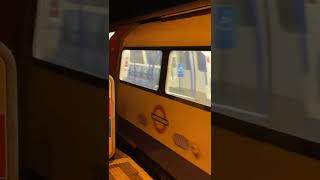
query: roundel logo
[{"left": 151, "top": 105, "right": 169, "bottom": 134}]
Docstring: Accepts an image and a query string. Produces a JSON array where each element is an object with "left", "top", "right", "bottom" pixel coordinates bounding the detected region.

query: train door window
[
  {"left": 33, "top": 0, "right": 108, "bottom": 78},
  {"left": 165, "top": 50, "right": 211, "bottom": 107},
  {"left": 119, "top": 50, "right": 163, "bottom": 90}
]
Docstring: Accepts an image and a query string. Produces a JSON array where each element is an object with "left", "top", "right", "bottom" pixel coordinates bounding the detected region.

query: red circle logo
[{"left": 151, "top": 105, "right": 168, "bottom": 134}]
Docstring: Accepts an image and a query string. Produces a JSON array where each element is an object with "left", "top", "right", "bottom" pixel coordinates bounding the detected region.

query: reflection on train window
[
  {"left": 119, "top": 50, "right": 163, "bottom": 91},
  {"left": 165, "top": 51, "right": 211, "bottom": 107},
  {"left": 33, "top": 0, "right": 108, "bottom": 78}
]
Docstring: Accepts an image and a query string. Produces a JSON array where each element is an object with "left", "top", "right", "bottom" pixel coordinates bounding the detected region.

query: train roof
[{"left": 111, "top": 0, "right": 211, "bottom": 30}]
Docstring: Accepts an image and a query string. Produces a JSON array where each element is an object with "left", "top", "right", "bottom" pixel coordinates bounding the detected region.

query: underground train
[
  {"left": 109, "top": 0, "right": 320, "bottom": 178},
  {"left": 109, "top": 0, "right": 211, "bottom": 179},
  {"left": 213, "top": 0, "right": 320, "bottom": 178},
  {"left": 1, "top": 0, "right": 320, "bottom": 179},
  {"left": 213, "top": 0, "right": 320, "bottom": 146}
]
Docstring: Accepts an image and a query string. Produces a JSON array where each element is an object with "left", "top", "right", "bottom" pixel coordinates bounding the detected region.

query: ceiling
[{"left": 110, "top": 0, "right": 195, "bottom": 24}]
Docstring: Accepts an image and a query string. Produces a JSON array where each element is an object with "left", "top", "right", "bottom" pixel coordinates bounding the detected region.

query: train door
[
  {"left": 0, "top": 42, "right": 18, "bottom": 180},
  {"left": 116, "top": 10, "right": 211, "bottom": 177}
]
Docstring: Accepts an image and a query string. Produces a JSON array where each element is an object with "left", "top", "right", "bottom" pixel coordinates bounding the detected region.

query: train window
[
  {"left": 119, "top": 50, "right": 163, "bottom": 90},
  {"left": 33, "top": 0, "right": 108, "bottom": 78},
  {"left": 165, "top": 50, "right": 211, "bottom": 107}
]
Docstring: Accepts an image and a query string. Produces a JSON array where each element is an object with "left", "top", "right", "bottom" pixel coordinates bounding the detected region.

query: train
[{"left": 109, "top": 0, "right": 212, "bottom": 179}]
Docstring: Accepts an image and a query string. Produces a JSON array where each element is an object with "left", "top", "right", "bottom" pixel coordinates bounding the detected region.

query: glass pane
[
  {"left": 119, "top": 50, "right": 163, "bottom": 90},
  {"left": 213, "top": 0, "right": 320, "bottom": 145},
  {"left": 165, "top": 51, "right": 211, "bottom": 107},
  {"left": 33, "top": 0, "right": 108, "bottom": 78}
]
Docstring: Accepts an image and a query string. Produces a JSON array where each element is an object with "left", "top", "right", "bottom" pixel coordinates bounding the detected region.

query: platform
[{"left": 109, "top": 150, "right": 152, "bottom": 180}]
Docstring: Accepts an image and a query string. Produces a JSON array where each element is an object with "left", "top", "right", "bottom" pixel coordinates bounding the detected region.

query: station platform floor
[{"left": 109, "top": 149, "right": 153, "bottom": 180}]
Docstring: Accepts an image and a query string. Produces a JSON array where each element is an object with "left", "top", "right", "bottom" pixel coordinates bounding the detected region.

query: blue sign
[
  {"left": 177, "top": 64, "right": 185, "bottom": 77},
  {"left": 214, "top": 6, "right": 235, "bottom": 49}
]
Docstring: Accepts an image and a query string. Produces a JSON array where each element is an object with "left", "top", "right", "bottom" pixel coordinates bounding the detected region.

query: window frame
[{"left": 118, "top": 46, "right": 211, "bottom": 112}]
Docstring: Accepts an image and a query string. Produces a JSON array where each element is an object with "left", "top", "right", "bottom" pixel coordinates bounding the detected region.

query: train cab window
[
  {"left": 165, "top": 50, "right": 211, "bottom": 107},
  {"left": 119, "top": 50, "right": 163, "bottom": 90}
]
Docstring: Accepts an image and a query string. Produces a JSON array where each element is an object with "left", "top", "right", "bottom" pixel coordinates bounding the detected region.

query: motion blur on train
[
  {"left": 1, "top": 0, "right": 320, "bottom": 179},
  {"left": 214, "top": 0, "right": 320, "bottom": 143},
  {"left": 213, "top": 0, "right": 320, "bottom": 178},
  {"left": 109, "top": 0, "right": 320, "bottom": 178}
]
